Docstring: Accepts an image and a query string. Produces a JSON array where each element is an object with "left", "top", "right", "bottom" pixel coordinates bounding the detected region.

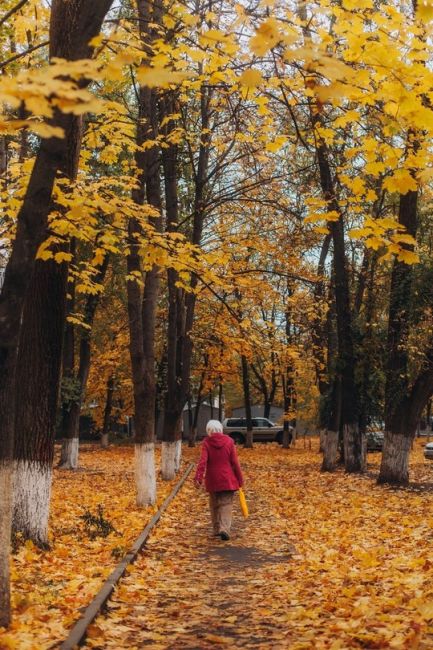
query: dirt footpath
[{"left": 83, "top": 443, "right": 433, "bottom": 649}]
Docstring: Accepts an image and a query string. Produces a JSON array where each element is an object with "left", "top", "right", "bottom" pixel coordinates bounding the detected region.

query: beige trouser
[{"left": 209, "top": 490, "right": 235, "bottom": 535}]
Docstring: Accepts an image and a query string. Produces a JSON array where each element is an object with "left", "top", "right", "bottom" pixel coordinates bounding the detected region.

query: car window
[
  {"left": 256, "top": 418, "right": 271, "bottom": 427},
  {"left": 228, "top": 418, "right": 244, "bottom": 427}
]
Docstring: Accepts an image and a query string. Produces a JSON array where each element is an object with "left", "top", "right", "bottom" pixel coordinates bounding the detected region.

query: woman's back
[{"left": 196, "top": 432, "right": 243, "bottom": 492}]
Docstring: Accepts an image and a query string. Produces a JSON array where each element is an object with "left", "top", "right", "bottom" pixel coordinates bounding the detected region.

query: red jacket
[{"left": 195, "top": 433, "right": 244, "bottom": 492}]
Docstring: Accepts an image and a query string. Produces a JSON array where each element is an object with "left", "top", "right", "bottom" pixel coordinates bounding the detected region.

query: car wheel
[{"left": 231, "top": 432, "right": 245, "bottom": 445}]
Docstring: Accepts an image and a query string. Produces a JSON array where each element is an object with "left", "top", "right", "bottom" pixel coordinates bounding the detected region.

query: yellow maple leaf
[
  {"left": 417, "top": 0, "right": 433, "bottom": 21},
  {"left": 396, "top": 249, "right": 419, "bottom": 264},
  {"left": 199, "top": 28, "right": 230, "bottom": 46},
  {"left": 265, "top": 136, "right": 287, "bottom": 152},
  {"left": 383, "top": 169, "right": 418, "bottom": 195},
  {"left": 239, "top": 69, "right": 263, "bottom": 88},
  {"left": 54, "top": 251, "right": 73, "bottom": 264},
  {"left": 136, "top": 66, "right": 191, "bottom": 88},
  {"left": 314, "top": 226, "right": 330, "bottom": 235},
  {"left": 250, "top": 18, "right": 281, "bottom": 55},
  {"left": 29, "top": 122, "right": 64, "bottom": 139}
]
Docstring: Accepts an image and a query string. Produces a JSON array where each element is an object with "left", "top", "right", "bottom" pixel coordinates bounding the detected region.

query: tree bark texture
[
  {"left": 161, "top": 84, "right": 211, "bottom": 448},
  {"left": 321, "top": 377, "right": 342, "bottom": 472},
  {"left": 241, "top": 355, "right": 253, "bottom": 448},
  {"left": 379, "top": 188, "right": 423, "bottom": 484},
  {"left": 101, "top": 375, "right": 115, "bottom": 448},
  {"left": 13, "top": 258, "right": 67, "bottom": 545},
  {"left": 315, "top": 140, "right": 363, "bottom": 473},
  {"left": 0, "top": 0, "right": 114, "bottom": 626},
  {"left": 60, "top": 253, "right": 109, "bottom": 468},
  {"left": 188, "top": 366, "right": 205, "bottom": 447},
  {"left": 125, "top": 0, "right": 164, "bottom": 501}
]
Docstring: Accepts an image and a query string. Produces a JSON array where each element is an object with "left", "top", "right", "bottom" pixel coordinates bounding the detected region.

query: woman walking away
[{"left": 194, "top": 419, "right": 244, "bottom": 541}]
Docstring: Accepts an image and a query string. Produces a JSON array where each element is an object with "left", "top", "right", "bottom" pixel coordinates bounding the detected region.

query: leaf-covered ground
[
  {"left": 82, "top": 439, "right": 433, "bottom": 650},
  {"left": 2, "top": 439, "right": 433, "bottom": 649},
  {"left": 0, "top": 444, "right": 180, "bottom": 650}
]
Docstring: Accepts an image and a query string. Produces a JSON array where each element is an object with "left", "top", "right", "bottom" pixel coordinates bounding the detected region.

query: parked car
[
  {"left": 424, "top": 442, "right": 433, "bottom": 460},
  {"left": 366, "top": 431, "right": 384, "bottom": 452},
  {"left": 222, "top": 417, "right": 292, "bottom": 445}
]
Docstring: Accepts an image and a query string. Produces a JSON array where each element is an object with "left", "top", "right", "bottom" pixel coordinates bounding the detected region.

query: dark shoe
[{"left": 220, "top": 531, "right": 230, "bottom": 541}]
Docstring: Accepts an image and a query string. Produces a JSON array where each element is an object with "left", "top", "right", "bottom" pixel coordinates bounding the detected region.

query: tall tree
[
  {"left": 379, "top": 186, "right": 420, "bottom": 484},
  {"left": 126, "top": 0, "right": 163, "bottom": 504},
  {"left": 0, "top": 0, "right": 114, "bottom": 626},
  {"left": 59, "top": 253, "right": 109, "bottom": 468}
]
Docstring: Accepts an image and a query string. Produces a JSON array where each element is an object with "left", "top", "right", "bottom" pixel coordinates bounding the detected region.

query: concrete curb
[{"left": 59, "top": 462, "right": 194, "bottom": 649}]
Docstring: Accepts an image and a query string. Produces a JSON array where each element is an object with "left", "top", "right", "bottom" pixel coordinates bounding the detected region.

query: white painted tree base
[
  {"left": 101, "top": 434, "right": 109, "bottom": 449},
  {"left": 135, "top": 443, "right": 156, "bottom": 506},
  {"left": 0, "top": 461, "right": 13, "bottom": 626},
  {"left": 161, "top": 441, "right": 176, "bottom": 481},
  {"left": 59, "top": 438, "right": 79, "bottom": 470},
  {"left": 379, "top": 431, "right": 412, "bottom": 484},
  {"left": 13, "top": 460, "right": 52, "bottom": 546},
  {"left": 174, "top": 439, "right": 182, "bottom": 473}
]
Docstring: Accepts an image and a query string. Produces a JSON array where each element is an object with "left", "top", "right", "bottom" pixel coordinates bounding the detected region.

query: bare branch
[
  {"left": 0, "top": 40, "right": 49, "bottom": 70},
  {"left": 0, "top": 0, "right": 29, "bottom": 29}
]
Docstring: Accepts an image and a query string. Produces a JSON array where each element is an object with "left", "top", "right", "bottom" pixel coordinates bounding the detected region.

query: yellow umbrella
[{"left": 239, "top": 488, "right": 249, "bottom": 518}]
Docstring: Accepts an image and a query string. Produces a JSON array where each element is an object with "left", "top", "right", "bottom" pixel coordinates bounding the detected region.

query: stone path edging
[{"left": 59, "top": 462, "right": 194, "bottom": 650}]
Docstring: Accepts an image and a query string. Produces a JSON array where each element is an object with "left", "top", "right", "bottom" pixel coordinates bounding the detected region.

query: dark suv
[{"left": 222, "top": 417, "right": 292, "bottom": 445}]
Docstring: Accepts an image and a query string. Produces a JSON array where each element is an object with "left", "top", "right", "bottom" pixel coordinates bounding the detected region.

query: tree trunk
[
  {"left": 379, "top": 431, "right": 412, "bottom": 485},
  {"left": 186, "top": 399, "right": 193, "bottom": 441},
  {"left": 160, "top": 93, "right": 183, "bottom": 478},
  {"left": 282, "top": 284, "right": 296, "bottom": 449},
  {"left": 59, "top": 260, "right": 76, "bottom": 464},
  {"left": 312, "top": 234, "right": 332, "bottom": 409},
  {"left": 281, "top": 363, "right": 296, "bottom": 449},
  {"left": 379, "top": 187, "right": 418, "bottom": 484},
  {"left": 189, "top": 370, "right": 205, "bottom": 447},
  {"left": 321, "top": 378, "right": 342, "bottom": 472},
  {"left": 13, "top": 258, "right": 67, "bottom": 545},
  {"left": 282, "top": 420, "right": 292, "bottom": 449},
  {"left": 316, "top": 142, "right": 363, "bottom": 472},
  {"left": 0, "top": 0, "right": 114, "bottom": 627},
  {"left": 101, "top": 375, "right": 115, "bottom": 448},
  {"left": 241, "top": 355, "right": 253, "bottom": 448},
  {"left": 251, "top": 360, "right": 275, "bottom": 421},
  {"left": 127, "top": 219, "right": 154, "bottom": 496},
  {"left": 218, "top": 382, "right": 224, "bottom": 422},
  {"left": 60, "top": 254, "right": 109, "bottom": 468},
  {"left": 161, "top": 83, "right": 211, "bottom": 464},
  {"left": 133, "top": 0, "right": 165, "bottom": 502},
  {"left": 174, "top": 438, "right": 182, "bottom": 473},
  {"left": 322, "top": 429, "right": 339, "bottom": 471},
  {"left": 161, "top": 410, "right": 182, "bottom": 480},
  {"left": 189, "top": 426, "right": 198, "bottom": 448}
]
